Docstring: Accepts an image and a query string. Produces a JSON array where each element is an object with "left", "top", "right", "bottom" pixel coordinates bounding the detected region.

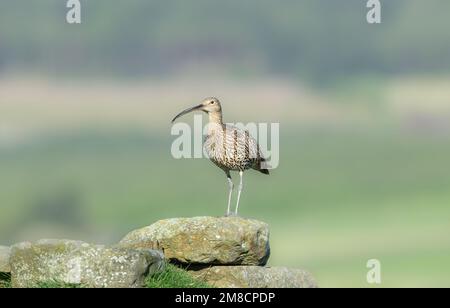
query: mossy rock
[
  {"left": 10, "top": 239, "right": 164, "bottom": 288},
  {"left": 190, "top": 266, "right": 318, "bottom": 288},
  {"left": 0, "top": 246, "right": 11, "bottom": 273},
  {"left": 119, "top": 216, "right": 270, "bottom": 266}
]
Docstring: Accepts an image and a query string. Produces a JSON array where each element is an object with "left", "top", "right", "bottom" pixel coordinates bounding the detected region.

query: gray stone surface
[
  {"left": 0, "top": 246, "right": 11, "bottom": 273},
  {"left": 190, "top": 266, "right": 318, "bottom": 288},
  {"left": 10, "top": 239, "right": 164, "bottom": 288},
  {"left": 119, "top": 216, "right": 270, "bottom": 265}
]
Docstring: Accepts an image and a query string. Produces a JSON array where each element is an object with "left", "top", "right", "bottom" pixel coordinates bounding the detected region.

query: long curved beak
[{"left": 171, "top": 104, "right": 203, "bottom": 123}]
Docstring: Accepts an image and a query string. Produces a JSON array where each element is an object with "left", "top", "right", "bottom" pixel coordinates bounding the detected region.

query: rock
[
  {"left": 119, "top": 216, "right": 270, "bottom": 265},
  {"left": 10, "top": 239, "right": 165, "bottom": 288},
  {"left": 189, "top": 266, "right": 317, "bottom": 288},
  {"left": 0, "top": 246, "right": 11, "bottom": 273}
]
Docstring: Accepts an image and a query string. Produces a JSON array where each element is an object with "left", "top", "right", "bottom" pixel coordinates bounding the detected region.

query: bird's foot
[{"left": 224, "top": 212, "right": 239, "bottom": 217}]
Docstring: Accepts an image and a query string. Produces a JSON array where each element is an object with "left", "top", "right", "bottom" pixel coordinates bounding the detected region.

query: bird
[{"left": 172, "top": 97, "right": 270, "bottom": 216}]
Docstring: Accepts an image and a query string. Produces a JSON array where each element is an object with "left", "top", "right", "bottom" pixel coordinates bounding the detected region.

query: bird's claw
[{"left": 224, "top": 212, "right": 239, "bottom": 217}]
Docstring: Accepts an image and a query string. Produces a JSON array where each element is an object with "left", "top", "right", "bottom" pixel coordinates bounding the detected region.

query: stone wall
[{"left": 1, "top": 216, "right": 317, "bottom": 288}]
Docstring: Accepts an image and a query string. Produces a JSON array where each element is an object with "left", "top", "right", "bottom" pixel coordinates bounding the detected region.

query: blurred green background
[{"left": 1, "top": 0, "right": 450, "bottom": 287}]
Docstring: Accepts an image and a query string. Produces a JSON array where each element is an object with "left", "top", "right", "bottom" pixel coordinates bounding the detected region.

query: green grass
[
  {"left": 0, "top": 273, "right": 11, "bottom": 288},
  {"left": 146, "top": 264, "right": 211, "bottom": 288}
]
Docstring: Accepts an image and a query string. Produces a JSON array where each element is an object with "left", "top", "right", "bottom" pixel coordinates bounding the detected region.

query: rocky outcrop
[
  {"left": 10, "top": 239, "right": 164, "bottom": 288},
  {"left": 189, "top": 266, "right": 317, "bottom": 288},
  {"left": 119, "top": 216, "right": 270, "bottom": 266},
  {"left": 4, "top": 216, "right": 317, "bottom": 288},
  {"left": 0, "top": 246, "right": 11, "bottom": 273},
  {"left": 119, "top": 216, "right": 316, "bottom": 288}
]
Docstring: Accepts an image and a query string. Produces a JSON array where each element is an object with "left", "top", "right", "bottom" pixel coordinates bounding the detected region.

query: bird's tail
[
  {"left": 259, "top": 168, "right": 270, "bottom": 175},
  {"left": 256, "top": 158, "right": 271, "bottom": 175}
]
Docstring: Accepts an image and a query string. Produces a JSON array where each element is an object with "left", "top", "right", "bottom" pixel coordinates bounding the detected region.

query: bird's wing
[{"left": 224, "top": 124, "right": 263, "bottom": 161}]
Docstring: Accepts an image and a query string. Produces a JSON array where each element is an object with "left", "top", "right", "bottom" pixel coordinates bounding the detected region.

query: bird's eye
[{"left": 210, "top": 101, "right": 215, "bottom": 105}]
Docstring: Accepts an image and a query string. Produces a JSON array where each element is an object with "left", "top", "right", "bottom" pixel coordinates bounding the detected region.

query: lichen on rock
[
  {"left": 189, "top": 266, "right": 318, "bottom": 288},
  {"left": 119, "top": 216, "right": 270, "bottom": 266},
  {"left": 10, "top": 239, "right": 164, "bottom": 288},
  {"left": 0, "top": 246, "right": 11, "bottom": 273}
]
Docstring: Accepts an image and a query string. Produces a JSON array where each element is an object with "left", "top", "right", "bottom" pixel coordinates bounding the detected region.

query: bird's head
[{"left": 172, "top": 97, "right": 222, "bottom": 123}]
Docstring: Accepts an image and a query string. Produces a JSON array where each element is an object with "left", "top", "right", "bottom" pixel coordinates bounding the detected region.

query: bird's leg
[
  {"left": 235, "top": 171, "right": 244, "bottom": 215},
  {"left": 226, "top": 171, "right": 234, "bottom": 216}
]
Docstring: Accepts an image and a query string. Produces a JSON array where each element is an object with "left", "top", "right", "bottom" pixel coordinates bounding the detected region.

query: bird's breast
[{"left": 203, "top": 129, "right": 256, "bottom": 171}]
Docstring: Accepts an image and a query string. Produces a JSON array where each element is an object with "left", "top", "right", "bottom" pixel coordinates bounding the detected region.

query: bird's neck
[
  {"left": 208, "top": 111, "right": 223, "bottom": 125},
  {"left": 207, "top": 111, "right": 223, "bottom": 135}
]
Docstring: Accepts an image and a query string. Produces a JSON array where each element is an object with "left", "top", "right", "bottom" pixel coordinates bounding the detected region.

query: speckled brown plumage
[{"left": 204, "top": 123, "right": 268, "bottom": 173}]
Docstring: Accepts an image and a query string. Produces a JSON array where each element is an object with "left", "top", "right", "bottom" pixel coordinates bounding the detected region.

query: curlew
[{"left": 172, "top": 97, "right": 269, "bottom": 216}]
